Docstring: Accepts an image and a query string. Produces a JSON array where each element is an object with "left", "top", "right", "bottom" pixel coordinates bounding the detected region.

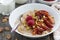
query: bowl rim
[
  {"left": 9, "top": 3, "right": 60, "bottom": 38},
  {"left": 38, "top": 0, "right": 58, "bottom": 5},
  {"left": 40, "top": 0, "right": 58, "bottom": 3}
]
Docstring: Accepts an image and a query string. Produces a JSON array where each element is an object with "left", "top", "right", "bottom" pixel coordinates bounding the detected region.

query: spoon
[{"left": 11, "top": 14, "right": 23, "bottom": 32}]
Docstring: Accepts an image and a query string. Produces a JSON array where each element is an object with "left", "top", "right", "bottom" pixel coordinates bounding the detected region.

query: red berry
[
  {"left": 33, "top": 27, "right": 44, "bottom": 34},
  {"left": 27, "top": 20, "right": 34, "bottom": 26},
  {"left": 44, "top": 18, "right": 53, "bottom": 28},
  {"left": 32, "top": 28, "right": 38, "bottom": 34},
  {"left": 42, "top": 26, "right": 49, "bottom": 30},
  {"left": 35, "top": 11, "right": 41, "bottom": 16},
  {"left": 37, "top": 27, "right": 44, "bottom": 32},
  {"left": 26, "top": 16, "right": 33, "bottom": 21}
]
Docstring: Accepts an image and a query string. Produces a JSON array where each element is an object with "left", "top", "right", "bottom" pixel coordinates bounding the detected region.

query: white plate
[{"left": 9, "top": 3, "right": 60, "bottom": 38}]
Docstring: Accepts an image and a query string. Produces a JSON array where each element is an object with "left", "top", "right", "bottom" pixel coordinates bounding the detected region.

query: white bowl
[
  {"left": 9, "top": 3, "right": 60, "bottom": 38},
  {"left": 38, "top": 0, "right": 58, "bottom": 5}
]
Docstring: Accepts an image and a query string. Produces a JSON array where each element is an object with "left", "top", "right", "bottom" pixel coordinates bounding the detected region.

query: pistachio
[
  {"left": 0, "top": 27, "right": 4, "bottom": 33},
  {"left": 5, "top": 27, "right": 10, "bottom": 31},
  {"left": 2, "top": 18, "right": 8, "bottom": 23},
  {"left": 5, "top": 34, "right": 11, "bottom": 40}
]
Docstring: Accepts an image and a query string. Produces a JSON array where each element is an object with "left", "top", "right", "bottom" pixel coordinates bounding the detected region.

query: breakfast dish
[
  {"left": 17, "top": 10, "right": 55, "bottom": 35},
  {"left": 44, "top": 0, "right": 54, "bottom": 1}
]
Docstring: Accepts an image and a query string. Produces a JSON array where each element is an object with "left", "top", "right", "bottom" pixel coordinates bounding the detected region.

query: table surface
[
  {"left": 0, "top": 0, "right": 60, "bottom": 40},
  {"left": 0, "top": 13, "right": 54, "bottom": 40}
]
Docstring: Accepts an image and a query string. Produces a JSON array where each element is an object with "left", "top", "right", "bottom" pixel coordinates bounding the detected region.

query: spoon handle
[{"left": 11, "top": 23, "right": 20, "bottom": 32}]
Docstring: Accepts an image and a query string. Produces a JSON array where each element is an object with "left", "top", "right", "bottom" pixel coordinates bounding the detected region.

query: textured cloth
[{"left": 51, "top": 2, "right": 60, "bottom": 40}]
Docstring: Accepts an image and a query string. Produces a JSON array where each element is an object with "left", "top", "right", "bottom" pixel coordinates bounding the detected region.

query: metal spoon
[{"left": 11, "top": 14, "right": 23, "bottom": 32}]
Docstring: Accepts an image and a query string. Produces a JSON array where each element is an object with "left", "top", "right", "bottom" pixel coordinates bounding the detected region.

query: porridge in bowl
[{"left": 17, "top": 10, "right": 55, "bottom": 35}]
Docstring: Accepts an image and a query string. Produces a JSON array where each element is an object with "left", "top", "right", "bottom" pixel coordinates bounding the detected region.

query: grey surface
[{"left": 58, "top": 0, "right": 60, "bottom": 1}]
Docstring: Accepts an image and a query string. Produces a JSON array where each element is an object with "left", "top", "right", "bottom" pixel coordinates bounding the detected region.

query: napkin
[
  {"left": 54, "top": 28, "right": 60, "bottom": 40},
  {"left": 51, "top": 2, "right": 60, "bottom": 40}
]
